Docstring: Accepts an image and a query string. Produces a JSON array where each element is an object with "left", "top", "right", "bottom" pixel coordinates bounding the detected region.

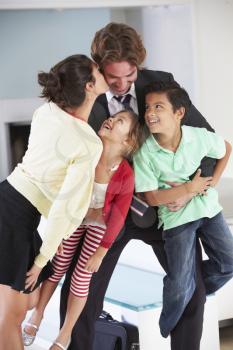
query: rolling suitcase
[{"left": 93, "top": 310, "right": 140, "bottom": 350}]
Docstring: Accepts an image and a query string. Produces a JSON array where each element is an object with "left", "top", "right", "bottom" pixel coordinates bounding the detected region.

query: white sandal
[
  {"left": 22, "top": 322, "right": 39, "bottom": 346},
  {"left": 50, "top": 339, "right": 71, "bottom": 350}
]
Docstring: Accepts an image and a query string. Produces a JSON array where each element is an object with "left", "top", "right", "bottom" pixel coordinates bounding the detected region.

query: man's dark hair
[
  {"left": 145, "top": 81, "right": 192, "bottom": 115},
  {"left": 91, "top": 22, "right": 146, "bottom": 69}
]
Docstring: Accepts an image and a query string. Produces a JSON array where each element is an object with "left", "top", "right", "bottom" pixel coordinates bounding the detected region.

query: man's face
[{"left": 102, "top": 61, "right": 137, "bottom": 96}]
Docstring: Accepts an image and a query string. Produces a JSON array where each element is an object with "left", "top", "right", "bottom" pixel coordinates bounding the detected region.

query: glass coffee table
[
  {"left": 104, "top": 264, "right": 220, "bottom": 350},
  {"left": 26, "top": 261, "right": 220, "bottom": 350}
]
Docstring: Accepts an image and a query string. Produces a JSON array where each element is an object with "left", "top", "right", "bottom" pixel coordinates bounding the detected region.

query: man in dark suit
[{"left": 60, "top": 23, "right": 215, "bottom": 350}]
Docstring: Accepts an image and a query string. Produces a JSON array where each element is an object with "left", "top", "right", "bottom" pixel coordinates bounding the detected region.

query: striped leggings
[{"left": 48, "top": 224, "right": 105, "bottom": 297}]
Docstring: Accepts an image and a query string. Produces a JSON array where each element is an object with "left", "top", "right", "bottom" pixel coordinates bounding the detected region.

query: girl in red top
[{"left": 23, "top": 109, "right": 142, "bottom": 350}]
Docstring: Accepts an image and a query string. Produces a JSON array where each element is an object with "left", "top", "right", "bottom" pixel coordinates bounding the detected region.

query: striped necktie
[{"left": 113, "top": 94, "right": 131, "bottom": 109}]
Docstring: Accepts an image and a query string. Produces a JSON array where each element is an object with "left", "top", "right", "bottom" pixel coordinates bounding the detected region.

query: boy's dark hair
[
  {"left": 38, "top": 54, "right": 95, "bottom": 109},
  {"left": 145, "top": 81, "right": 192, "bottom": 115},
  {"left": 91, "top": 22, "right": 146, "bottom": 70}
]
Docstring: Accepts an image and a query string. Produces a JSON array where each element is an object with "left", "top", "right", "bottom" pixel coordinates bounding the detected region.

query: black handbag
[
  {"left": 93, "top": 311, "right": 140, "bottom": 350},
  {"left": 130, "top": 195, "right": 149, "bottom": 217}
]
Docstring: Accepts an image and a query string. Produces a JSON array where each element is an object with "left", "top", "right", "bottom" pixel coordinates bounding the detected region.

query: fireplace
[
  {"left": 8, "top": 122, "right": 31, "bottom": 172},
  {"left": 0, "top": 98, "right": 41, "bottom": 181}
]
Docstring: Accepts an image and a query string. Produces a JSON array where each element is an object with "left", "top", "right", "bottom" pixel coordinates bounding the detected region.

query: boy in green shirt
[{"left": 133, "top": 81, "right": 233, "bottom": 338}]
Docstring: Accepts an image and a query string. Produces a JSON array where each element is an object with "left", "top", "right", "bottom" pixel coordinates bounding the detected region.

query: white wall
[
  {"left": 192, "top": 0, "right": 233, "bottom": 178},
  {"left": 142, "top": 5, "right": 195, "bottom": 98},
  {"left": 118, "top": 5, "right": 195, "bottom": 99}
]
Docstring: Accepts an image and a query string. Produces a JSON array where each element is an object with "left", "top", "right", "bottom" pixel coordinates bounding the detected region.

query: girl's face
[
  {"left": 92, "top": 65, "right": 109, "bottom": 96},
  {"left": 98, "top": 111, "right": 133, "bottom": 146}
]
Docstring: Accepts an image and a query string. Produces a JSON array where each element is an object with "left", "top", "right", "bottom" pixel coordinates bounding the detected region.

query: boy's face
[
  {"left": 144, "top": 92, "right": 183, "bottom": 135},
  {"left": 102, "top": 61, "right": 137, "bottom": 96}
]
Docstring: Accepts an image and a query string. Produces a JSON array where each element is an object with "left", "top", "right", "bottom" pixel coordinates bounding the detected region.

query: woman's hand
[
  {"left": 186, "top": 169, "right": 213, "bottom": 195},
  {"left": 25, "top": 264, "right": 42, "bottom": 291},
  {"left": 85, "top": 246, "right": 108, "bottom": 273},
  {"left": 85, "top": 254, "right": 103, "bottom": 273}
]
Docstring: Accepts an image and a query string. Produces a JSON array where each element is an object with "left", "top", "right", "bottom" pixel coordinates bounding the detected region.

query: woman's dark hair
[
  {"left": 38, "top": 54, "right": 95, "bottom": 109},
  {"left": 145, "top": 81, "right": 192, "bottom": 115},
  {"left": 91, "top": 22, "right": 146, "bottom": 70}
]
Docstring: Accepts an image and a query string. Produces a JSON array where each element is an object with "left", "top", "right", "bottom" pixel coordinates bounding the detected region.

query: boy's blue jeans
[{"left": 159, "top": 212, "right": 233, "bottom": 338}]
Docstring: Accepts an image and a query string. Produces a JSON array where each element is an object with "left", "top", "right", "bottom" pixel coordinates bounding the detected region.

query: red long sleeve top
[{"left": 100, "top": 159, "right": 134, "bottom": 249}]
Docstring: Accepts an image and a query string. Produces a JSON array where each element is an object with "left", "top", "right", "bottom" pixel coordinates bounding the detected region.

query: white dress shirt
[{"left": 106, "top": 83, "right": 139, "bottom": 116}]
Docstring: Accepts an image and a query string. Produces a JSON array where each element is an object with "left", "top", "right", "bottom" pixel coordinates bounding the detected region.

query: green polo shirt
[{"left": 133, "top": 126, "right": 226, "bottom": 230}]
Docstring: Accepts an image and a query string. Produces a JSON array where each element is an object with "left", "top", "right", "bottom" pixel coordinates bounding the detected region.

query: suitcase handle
[{"left": 99, "top": 310, "right": 114, "bottom": 321}]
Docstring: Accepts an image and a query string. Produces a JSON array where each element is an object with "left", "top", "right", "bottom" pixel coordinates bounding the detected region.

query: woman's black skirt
[{"left": 0, "top": 180, "right": 53, "bottom": 293}]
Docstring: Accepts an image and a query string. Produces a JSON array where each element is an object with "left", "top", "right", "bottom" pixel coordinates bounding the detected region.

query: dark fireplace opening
[{"left": 8, "top": 122, "right": 31, "bottom": 172}]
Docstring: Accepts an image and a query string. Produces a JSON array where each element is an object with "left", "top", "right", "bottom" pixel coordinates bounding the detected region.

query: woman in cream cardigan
[{"left": 0, "top": 54, "right": 108, "bottom": 350}]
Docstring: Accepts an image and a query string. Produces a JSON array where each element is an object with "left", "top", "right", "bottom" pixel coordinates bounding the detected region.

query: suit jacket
[{"left": 88, "top": 69, "right": 216, "bottom": 238}]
